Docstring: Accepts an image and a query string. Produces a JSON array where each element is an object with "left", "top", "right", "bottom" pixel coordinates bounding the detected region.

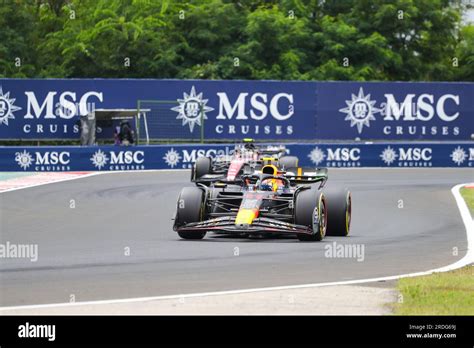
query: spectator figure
[
  {"left": 118, "top": 120, "right": 135, "bottom": 146},
  {"left": 114, "top": 125, "right": 121, "bottom": 145}
]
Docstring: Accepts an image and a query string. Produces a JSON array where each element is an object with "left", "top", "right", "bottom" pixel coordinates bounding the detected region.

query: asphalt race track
[{"left": 0, "top": 168, "right": 472, "bottom": 307}]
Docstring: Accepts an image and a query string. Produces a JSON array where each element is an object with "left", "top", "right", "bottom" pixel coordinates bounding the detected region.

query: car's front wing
[{"left": 174, "top": 216, "right": 313, "bottom": 235}]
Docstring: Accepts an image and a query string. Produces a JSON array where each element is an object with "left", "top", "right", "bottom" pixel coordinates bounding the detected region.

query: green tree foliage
[
  {"left": 455, "top": 24, "right": 474, "bottom": 80},
  {"left": 0, "top": 0, "right": 472, "bottom": 81},
  {"left": 0, "top": 1, "right": 38, "bottom": 77}
]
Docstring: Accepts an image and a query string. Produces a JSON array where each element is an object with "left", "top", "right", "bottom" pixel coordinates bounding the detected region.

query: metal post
[
  {"left": 136, "top": 100, "right": 141, "bottom": 145},
  {"left": 143, "top": 112, "right": 150, "bottom": 145},
  {"left": 200, "top": 102, "right": 204, "bottom": 144}
]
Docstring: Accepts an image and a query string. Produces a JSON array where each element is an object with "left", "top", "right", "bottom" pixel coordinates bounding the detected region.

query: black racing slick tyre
[
  {"left": 324, "top": 188, "right": 352, "bottom": 237},
  {"left": 279, "top": 156, "right": 299, "bottom": 170},
  {"left": 294, "top": 189, "right": 327, "bottom": 241},
  {"left": 194, "top": 156, "right": 212, "bottom": 179},
  {"left": 175, "top": 187, "right": 206, "bottom": 240}
]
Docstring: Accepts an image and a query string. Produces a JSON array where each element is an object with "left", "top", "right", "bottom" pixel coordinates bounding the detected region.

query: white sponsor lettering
[
  {"left": 327, "top": 148, "right": 360, "bottom": 161},
  {"left": 398, "top": 148, "right": 432, "bottom": 161},
  {"left": 35, "top": 152, "right": 70, "bottom": 165},
  {"left": 383, "top": 93, "right": 460, "bottom": 122},
  {"left": 216, "top": 92, "right": 294, "bottom": 121},
  {"left": 24, "top": 91, "right": 103, "bottom": 119},
  {"left": 110, "top": 151, "right": 144, "bottom": 165}
]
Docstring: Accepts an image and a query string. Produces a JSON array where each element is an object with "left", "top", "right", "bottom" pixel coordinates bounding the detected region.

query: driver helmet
[
  {"left": 261, "top": 165, "right": 277, "bottom": 176},
  {"left": 260, "top": 165, "right": 284, "bottom": 192},
  {"left": 244, "top": 142, "right": 255, "bottom": 150}
]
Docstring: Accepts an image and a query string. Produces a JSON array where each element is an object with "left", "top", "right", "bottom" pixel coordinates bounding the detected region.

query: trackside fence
[{"left": 1, "top": 143, "right": 473, "bottom": 172}]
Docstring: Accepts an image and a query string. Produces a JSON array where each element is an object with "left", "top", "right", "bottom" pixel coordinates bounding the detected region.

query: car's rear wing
[
  {"left": 258, "top": 148, "right": 287, "bottom": 158},
  {"left": 193, "top": 166, "right": 328, "bottom": 187},
  {"left": 284, "top": 167, "right": 328, "bottom": 186}
]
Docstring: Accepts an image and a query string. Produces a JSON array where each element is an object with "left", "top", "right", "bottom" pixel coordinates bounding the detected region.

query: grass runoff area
[
  {"left": 395, "top": 186, "right": 474, "bottom": 315},
  {"left": 460, "top": 187, "right": 474, "bottom": 216}
]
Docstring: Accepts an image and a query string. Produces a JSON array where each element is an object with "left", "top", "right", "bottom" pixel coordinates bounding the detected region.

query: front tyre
[
  {"left": 295, "top": 189, "right": 327, "bottom": 241},
  {"left": 324, "top": 188, "right": 351, "bottom": 237},
  {"left": 174, "top": 187, "right": 206, "bottom": 240}
]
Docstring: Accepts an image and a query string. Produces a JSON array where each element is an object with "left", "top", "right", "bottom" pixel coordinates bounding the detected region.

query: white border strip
[
  {"left": 0, "top": 169, "right": 188, "bottom": 194},
  {"left": 0, "top": 172, "right": 101, "bottom": 194},
  {"left": 0, "top": 181, "right": 472, "bottom": 312}
]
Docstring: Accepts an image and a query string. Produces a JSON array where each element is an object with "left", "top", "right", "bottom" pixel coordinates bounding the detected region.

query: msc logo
[
  {"left": 171, "top": 86, "right": 294, "bottom": 136},
  {"left": 340, "top": 87, "right": 461, "bottom": 136},
  {"left": 90, "top": 149, "right": 108, "bottom": 170},
  {"left": 14, "top": 150, "right": 70, "bottom": 171},
  {"left": 163, "top": 148, "right": 182, "bottom": 168},
  {"left": 383, "top": 93, "right": 459, "bottom": 122},
  {"left": 171, "top": 86, "right": 214, "bottom": 133},
  {"left": 0, "top": 86, "right": 103, "bottom": 135},
  {"left": 90, "top": 150, "right": 145, "bottom": 170},
  {"left": 163, "top": 147, "right": 233, "bottom": 169},
  {"left": 0, "top": 86, "right": 22, "bottom": 126},
  {"left": 216, "top": 91, "right": 294, "bottom": 121},
  {"left": 24, "top": 90, "right": 103, "bottom": 119},
  {"left": 308, "top": 147, "right": 361, "bottom": 167},
  {"left": 339, "top": 88, "right": 381, "bottom": 134},
  {"left": 380, "top": 146, "right": 432, "bottom": 167},
  {"left": 450, "top": 146, "right": 473, "bottom": 166}
]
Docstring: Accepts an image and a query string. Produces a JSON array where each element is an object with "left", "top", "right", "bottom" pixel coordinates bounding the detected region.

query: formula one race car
[
  {"left": 191, "top": 139, "right": 299, "bottom": 183},
  {"left": 174, "top": 164, "right": 352, "bottom": 241}
]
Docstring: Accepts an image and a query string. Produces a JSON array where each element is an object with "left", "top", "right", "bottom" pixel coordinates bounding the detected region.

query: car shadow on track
[
  {"left": 177, "top": 234, "right": 303, "bottom": 243},
  {"left": 175, "top": 234, "right": 359, "bottom": 243}
]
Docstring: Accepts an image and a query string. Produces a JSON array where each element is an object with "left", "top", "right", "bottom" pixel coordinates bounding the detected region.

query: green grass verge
[
  {"left": 395, "top": 185, "right": 474, "bottom": 315},
  {"left": 395, "top": 266, "right": 474, "bottom": 315},
  {"left": 460, "top": 187, "right": 474, "bottom": 216}
]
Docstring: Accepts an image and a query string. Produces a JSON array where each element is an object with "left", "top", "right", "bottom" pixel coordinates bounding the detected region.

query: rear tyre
[
  {"left": 324, "top": 188, "right": 351, "bottom": 237},
  {"left": 194, "top": 156, "right": 212, "bottom": 179},
  {"left": 294, "top": 189, "right": 327, "bottom": 241},
  {"left": 279, "top": 156, "right": 299, "bottom": 170},
  {"left": 175, "top": 187, "right": 206, "bottom": 240}
]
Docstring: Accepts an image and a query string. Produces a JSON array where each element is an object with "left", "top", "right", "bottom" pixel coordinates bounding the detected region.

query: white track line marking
[
  {"left": 0, "top": 180, "right": 472, "bottom": 312},
  {"left": 0, "top": 173, "right": 101, "bottom": 194},
  {"left": 0, "top": 169, "right": 185, "bottom": 194}
]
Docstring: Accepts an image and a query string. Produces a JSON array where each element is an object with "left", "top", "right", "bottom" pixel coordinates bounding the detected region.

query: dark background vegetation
[{"left": 0, "top": 0, "right": 473, "bottom": 81}]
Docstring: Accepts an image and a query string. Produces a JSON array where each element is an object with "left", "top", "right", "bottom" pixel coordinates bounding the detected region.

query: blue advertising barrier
[
  {"left": 0, "top": 79, "right": 472, "bottom": 140},
  {"left": 1, "top": 143, "right": 473, "bottom": 172},
  {"left": 315, "top": 82, "right": 474, "bottom": 140}
]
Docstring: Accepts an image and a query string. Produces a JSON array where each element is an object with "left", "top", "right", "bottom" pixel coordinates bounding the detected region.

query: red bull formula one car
[{"left": 174, "top": 164, "right": 352, "bottom": 241}]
